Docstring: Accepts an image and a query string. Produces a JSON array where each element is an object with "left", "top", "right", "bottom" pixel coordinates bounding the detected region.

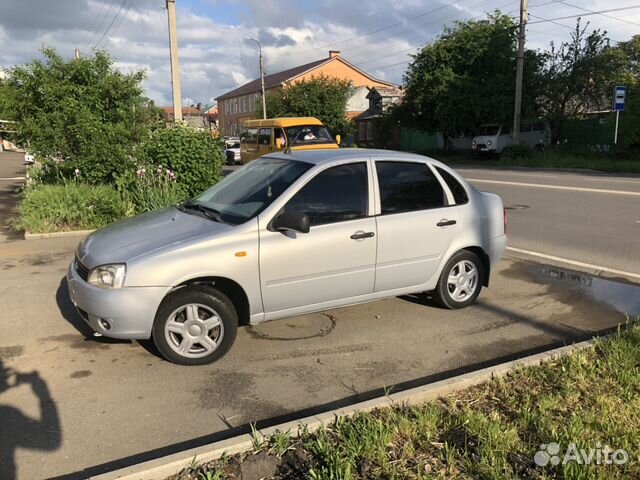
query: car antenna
[{"left": 284, "top": 130, "right": 304, "bottom": 154}]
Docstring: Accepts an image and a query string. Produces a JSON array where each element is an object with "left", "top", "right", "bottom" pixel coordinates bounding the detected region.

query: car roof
[
  {"left": 264, "top": 148, "right": 437, "bottom": 166},
  {"left": 242, "top": 117, "right": 324, "bottom": 128}
]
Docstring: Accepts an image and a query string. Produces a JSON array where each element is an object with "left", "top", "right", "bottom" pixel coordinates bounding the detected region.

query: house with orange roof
[{"left": 215, "top": 51, "right": 398, "bottom": 136}]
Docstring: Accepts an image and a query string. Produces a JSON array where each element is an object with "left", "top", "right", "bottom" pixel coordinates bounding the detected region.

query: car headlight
[
  {"left": 487, "top": 140, "right": 492, "bottom": 146},
  {"left": 88, "top": 264, "right": 126, "bottom": 289}
]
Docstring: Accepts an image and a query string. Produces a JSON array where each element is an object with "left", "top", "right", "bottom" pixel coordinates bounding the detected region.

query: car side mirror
[
  {"left": 272, "top": 211, "right": 310, "bottom": 234},
  {"left": 335, "top": 134, "right": 341, "bottom": 146}
]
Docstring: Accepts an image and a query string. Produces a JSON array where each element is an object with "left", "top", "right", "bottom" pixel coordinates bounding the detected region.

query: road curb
[
  {"left": 24, "top": 229, "right": 94, "bottom": 240},
  {"left": 90, "top": 336, "right": 602, "bottom": 480}
]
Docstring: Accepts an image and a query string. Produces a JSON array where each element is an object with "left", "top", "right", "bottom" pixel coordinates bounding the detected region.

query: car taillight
[{"left": 503, "top": 207, "right": 507, "bottom": 234}]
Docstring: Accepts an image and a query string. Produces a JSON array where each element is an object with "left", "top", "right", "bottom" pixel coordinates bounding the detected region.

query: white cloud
[{"left": 0, "top": 0, "right": 638, "bottom": 106}]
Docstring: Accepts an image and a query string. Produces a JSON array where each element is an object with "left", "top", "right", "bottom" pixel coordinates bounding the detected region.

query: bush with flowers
[
  {"left": 134, "top": 124, "right": 224, "bottom": 197},
  {"left": 116, "top": 165, "right": 184, "bottom": 215}
]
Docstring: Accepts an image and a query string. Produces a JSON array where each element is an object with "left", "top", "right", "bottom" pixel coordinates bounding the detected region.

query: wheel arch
[
  {"left": 461, "top": 246, "right": 490, "bottom": 287},
  {"left": 172, "top": 276, "right": 251, "bottom": 326}
]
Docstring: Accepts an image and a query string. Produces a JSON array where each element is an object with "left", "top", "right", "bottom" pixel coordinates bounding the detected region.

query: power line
[
  {"left": 93, "top": 0, "right": 131, "bottom": 49},
  {"left": 282, "top": 0, "right": 473, "bottom": 60},
  {"left": 269, "top": 0, "right": 507, "bottom": 72},
  {"left": 87, "top": 0, "right": 119, "bottom": 48},
  {"left": 554, "top": 0, "right": 640, "bottom": 28},
  {"left": 352, "top": 0, "right": 518, "bottom": 69},
  {"left": 527, "top": 5, "right": 640, "bottom": 25},
  {"left": 108, "top": 0, "right": 136, "bottom": 40}
]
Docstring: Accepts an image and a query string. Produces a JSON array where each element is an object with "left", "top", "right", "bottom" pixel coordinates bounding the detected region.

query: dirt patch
[
  {"left": 196, "top": 371, "right": 289, "bottom": 423},
  {"left": 70, "top": 370, "right": 92, "bottom": 378},
  {"left": 247, "top": 313, "right": 336, "bottom": 341},
  {"left": 0, "top": 345, "right": 24, "bottom": 359}
]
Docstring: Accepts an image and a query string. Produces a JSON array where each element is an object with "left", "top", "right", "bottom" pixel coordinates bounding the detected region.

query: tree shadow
[{"left": 0, "top": 359, "right": 62, "bottom": 480}]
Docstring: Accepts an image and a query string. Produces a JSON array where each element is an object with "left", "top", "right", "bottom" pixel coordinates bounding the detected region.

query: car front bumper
[{"left": 66, "top": 262, "right": 169, "bottom": 339}]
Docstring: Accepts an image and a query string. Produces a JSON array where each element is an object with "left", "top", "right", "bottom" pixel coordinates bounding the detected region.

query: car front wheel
[
  {"left": 434, "top": 250, "right": 484, "bottom": 309},
  {"left": 152, "top": 285, "right": 238, "bottom": 365}
]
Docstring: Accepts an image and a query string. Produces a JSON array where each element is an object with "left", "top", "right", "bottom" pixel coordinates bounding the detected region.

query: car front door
[
  {"left": 259, "top": 162, "right": 376, "bottom": 316},
  {"left": 373, "top": 160, "right": 459, "bottom": 292}
]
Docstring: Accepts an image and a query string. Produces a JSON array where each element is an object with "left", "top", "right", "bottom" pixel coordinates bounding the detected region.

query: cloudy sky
[{"left": 1, "top": 0, "right": 638, "bottom": 107}]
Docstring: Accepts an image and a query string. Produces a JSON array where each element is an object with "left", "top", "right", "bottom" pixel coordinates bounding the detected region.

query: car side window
[
  {"left": 284, "top": 163, "right": 368, "bottom": 227},
  {"left": 258, "top": 128, "right": 271, "bottom": 146},
  {"left": 435, "top": 166, "right": 469, "bottom": 205},
  {"left": 376, "top": 161, "right": 446, "bottom": 214}
]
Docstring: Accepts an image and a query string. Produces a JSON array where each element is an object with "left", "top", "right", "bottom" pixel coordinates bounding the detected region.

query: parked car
[
  {"left": 224, "top": 138, "right": 241, "bottom": 165},
  {"left": 67, "top": 149, "right": 506, "bottom": 365},
  {"left": 240, "top": 117, "right": 340, "bottom": 164},
  {"left": 472, "top": 121, "right": 551, "bottom": 154}
]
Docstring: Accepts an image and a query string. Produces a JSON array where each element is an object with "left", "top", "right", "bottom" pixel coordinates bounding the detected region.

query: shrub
[
  {"left": 11, "top": 182, "right": 131, "bottom": 233},
  {"left": 3, "top": 48, "right": 156, "bottom": 184},
  {"left": 116, "top": 166, "right": 185, "bottom": 215},
  {"left": 501, "top": 144, "right": 532, "bottom": 159},
  {"left": 136, "top": 125, "right": 224, "bottom": 197}
]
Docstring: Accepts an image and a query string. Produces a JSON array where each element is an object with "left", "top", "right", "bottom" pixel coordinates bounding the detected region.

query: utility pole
[
  {"left": 244, "top": 36, "right": 267, "bottom": 119},
  {"left": 512, "top": 0, "right": 528, "bottom": 145},
  {"left": 166, "top": 0, "right": 183, "bottom": 123}
]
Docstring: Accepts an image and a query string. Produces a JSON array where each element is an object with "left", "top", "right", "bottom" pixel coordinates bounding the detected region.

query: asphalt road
[
  {"left": 455, "top": 166, "right": 640, "bottom": 277},
  {"left": 0, "top": 154, "right": 639, "bottom": 479}
]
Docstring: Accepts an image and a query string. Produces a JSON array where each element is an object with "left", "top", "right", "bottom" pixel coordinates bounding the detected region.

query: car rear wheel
[
  {"left": 433, "top": 250, "right": 484, "bottom": 309},
  {"left": 152, "top": 285, "right": 238, "bottom": 365}
]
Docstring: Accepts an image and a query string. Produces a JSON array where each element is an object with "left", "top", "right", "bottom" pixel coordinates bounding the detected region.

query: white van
[{"left": 472, "top": 121, "right": 551, "bottom": 154}]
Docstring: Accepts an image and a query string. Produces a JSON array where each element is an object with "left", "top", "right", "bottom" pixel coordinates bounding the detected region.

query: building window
[{"left": 366, "top": 122, "right": 374, "bottom": 140}]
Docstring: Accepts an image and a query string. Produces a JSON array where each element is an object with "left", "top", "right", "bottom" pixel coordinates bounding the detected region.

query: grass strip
[{"left": 172, "top": 321, "right": 640, "bottom": 480}]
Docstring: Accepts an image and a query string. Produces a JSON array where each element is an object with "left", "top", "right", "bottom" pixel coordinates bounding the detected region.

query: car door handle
[
  {"left": 436, "top": 219, "right": 457, "bottom": 227},
  {"left": 350, "top": 231, "right": 375, "bottom": 240}
]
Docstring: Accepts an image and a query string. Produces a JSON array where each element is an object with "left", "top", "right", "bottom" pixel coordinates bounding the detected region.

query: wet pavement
[{"left": 0, "top": 236, "right": 637, "bottom": 479}]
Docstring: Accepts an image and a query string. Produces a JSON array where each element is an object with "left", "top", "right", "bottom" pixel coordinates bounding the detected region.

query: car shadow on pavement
[
  {"left": 55, "top": 276, "right": 166, "bottom": 359},
  {"left": 48, "top": 321, "right": 627, "bottom": 480},
  {"left": 55, "top": 277, "right": 131, "bottom": 346},
  {"left": 0, "top": 358, "right": 62, "bottom": 480}
]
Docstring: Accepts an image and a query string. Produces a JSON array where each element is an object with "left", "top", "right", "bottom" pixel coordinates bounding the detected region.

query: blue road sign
[{"left": 614, "top": 86, "right": 626, "bottom": 111}]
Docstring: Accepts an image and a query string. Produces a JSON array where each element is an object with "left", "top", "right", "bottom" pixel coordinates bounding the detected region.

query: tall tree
[
  {"left": 401, "top": 12, "right": 543, "bottom": 140},
  {"left": 538, "top": 21, "right": 627, "bottom": 143},
  {"left": 260, "top": 75, "right": 354, "bottom": 137},
  {"left": 3, "top": 48, "right": 154, "bottom": 183},
  {"left": 616, "top": 35, "right": 640, "bottom": 147}
]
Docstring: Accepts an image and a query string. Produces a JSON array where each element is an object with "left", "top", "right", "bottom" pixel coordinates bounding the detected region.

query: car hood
[{"left": 76, "top": 207, "right": 231, "bottom": 268}]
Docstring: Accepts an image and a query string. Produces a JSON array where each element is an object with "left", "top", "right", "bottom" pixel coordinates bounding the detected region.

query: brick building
[{"left": 215, "top": 51, "right": 398, "bottom": 136}]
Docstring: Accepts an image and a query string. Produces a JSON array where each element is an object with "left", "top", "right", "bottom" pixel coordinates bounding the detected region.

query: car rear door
[
  {"left": 373, "top": 159, "right": 459, "bottom": 292},
  {"left": 259, "top": 161, "right": 377, "bottom": 315}
]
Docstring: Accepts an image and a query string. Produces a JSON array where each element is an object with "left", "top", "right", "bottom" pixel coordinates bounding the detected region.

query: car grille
[{"left": 75, "top": 256, "right": 90, "bottom": 282}]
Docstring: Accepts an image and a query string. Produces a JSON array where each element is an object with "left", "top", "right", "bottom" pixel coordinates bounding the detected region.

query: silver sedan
[{"left": 67, "top": 149, "right": 506, "bottom": 365}]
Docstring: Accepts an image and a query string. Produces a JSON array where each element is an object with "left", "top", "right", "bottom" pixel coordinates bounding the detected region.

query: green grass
[
  {"left": 176, "top": 322, "right": 640, "bottom": 480},
  {"left": 426, "top": 150, "right": 640, "bottom": 174},
  {"left": 10, "top": 182, "right": 132, "bottom": 233}
]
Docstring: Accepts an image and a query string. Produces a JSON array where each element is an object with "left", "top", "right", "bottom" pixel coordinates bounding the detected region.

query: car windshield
[
  {"left": 286, "top": 125, "right": 334, "bottom": 146},
  {"left": 186, "top": 158, "right": 312, "bottom": 225},
  {"left": 478, "top": 125, "right": 500, "bottom": 136},
  {"left": 226, "top": 141, "right": 240, "bottom": 149}
]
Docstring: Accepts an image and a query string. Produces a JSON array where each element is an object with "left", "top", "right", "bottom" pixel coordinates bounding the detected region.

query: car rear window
[
  {"left": 376, "top": 161, "right": 446, "bottom": 214},
  {"left": 435, "top": 166, "right": 469, "bottom": 205}
]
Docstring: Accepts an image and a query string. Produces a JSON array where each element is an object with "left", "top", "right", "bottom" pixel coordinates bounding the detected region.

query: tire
[
  {"left": 433, "top": 250, "right": 484, "bottom": 309},
  {"left": 152, "top": 285, "right": 238, "bottom": 365}
]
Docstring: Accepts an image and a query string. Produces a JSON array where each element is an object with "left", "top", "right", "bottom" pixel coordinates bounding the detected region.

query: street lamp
[{"left": 244, "top": 35, "right": 267, "bottom": 120}]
